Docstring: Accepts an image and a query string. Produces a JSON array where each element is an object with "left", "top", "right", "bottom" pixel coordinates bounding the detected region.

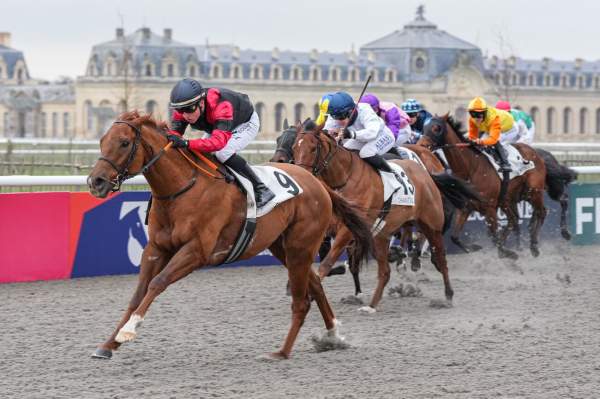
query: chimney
[
  {"left": 0, "top": 32, "right": 11, "bottom": 47},
  {"left": 575, "top": 58, "right": 584, "bottom": 70},
  {"left": 163, "top": 28, "right": 172, "bottom": 41},
  {"left": 116, "top": 28, "right": 124, "bottom": 39},
  {"left": 271, "top": 47, "right": 280, "bottom": 62},
  {"left": 142, "top": 27, "right": 151, "bottom": 40}
]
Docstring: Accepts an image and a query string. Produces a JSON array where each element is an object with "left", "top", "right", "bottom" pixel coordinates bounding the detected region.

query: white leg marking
[{"left": 115, "top": 314, "right": 144, "bottom": 343}]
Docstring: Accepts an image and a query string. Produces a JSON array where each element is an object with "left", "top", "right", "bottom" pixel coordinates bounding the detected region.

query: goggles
[
  {"left": 176, "top": 103, "right": 198, "bottom": 114},
  {"left": 406, "top": 112, "right": 418, "bottom": 118},
  {"left": 469, "top": 110, "right": 486, "bottom": 119}
]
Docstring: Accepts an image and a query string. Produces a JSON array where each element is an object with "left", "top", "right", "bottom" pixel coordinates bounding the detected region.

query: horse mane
[
  {"left": 116, "top": 111, "right": 169, "bottom": 132},
  {"left": 445, "top": 115, "right": 468, "bottom": 143}
]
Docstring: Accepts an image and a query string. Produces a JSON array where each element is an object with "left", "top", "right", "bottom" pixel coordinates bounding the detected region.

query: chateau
[{"left": 2, "top": 8, "right": 600, "bottom": 141}]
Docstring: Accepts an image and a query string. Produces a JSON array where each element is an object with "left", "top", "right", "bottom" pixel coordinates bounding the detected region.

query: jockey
[
  {"left": 318, "top": 91, "right": 399, "bottom": 179},
  {"left": 495, "top": 100, "right": 535, "bottom": 145},
  {"left": 467, "top": 97, "right": 516, "bottom": 172},
  {"left": 401, "top": 99, "right": 432, "bottom": 143},
  {"left": 167, "top": 78, "right": 275, "bottom": 207},
  {"left": 359, "top": 93, "right": 413, "bottom": 147}
]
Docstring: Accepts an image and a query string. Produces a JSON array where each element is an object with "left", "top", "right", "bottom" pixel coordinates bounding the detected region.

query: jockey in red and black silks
[{"left": 167, "top": 78, "right": 275, "bottom": 207}]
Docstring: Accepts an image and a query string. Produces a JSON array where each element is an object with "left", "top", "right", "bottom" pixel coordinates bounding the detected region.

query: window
[
  {"left": 511, "top": 73, "right": 518, "bottom": 86},
  {"left": 17, "top": 69, "right": 23, "bottom": 84},
  {"left": 63, "top": 112, "right": 69, "bottom": 136},
  {"left": 311, "top": 67, "right": 320, "bottom": 81},
  {"left": 145, "top": 64, "right": 152, "bottom": 77},
  {"left": 528, "top": 74, "right": 535, "bottom": 86},
  {"left": 580, "top": 108, "right": 588, "bottom": 134},
  {"left": 146, "top": 100, "right": 158, "bottom": 115},
  {"left": 167, "top": 64, "right": 174, "bottom": 77},
  {"left": 211, "top": 64, "right": 222, "bottom": 78},
  {"left": 415, "top": 57, "right": 425, "bottom": 70},
  {"left": 547, "top": 107, "right": 555, "bottom": 134},
  {"left": 330, "top": 68, "right": 338, "bottom": 82},
  {"left": 189, "top": 65, "right": 196, "bottom": 77},
  {"left": 3, "top": 112, "right": 8, "bottom": 134},
  {"left": 596, "top": 108, "right": 600, "bottom": 134},
  {"left": 18, "top": 112, "right": 25, "bottom": 137},
  {"left": 530, "top": 107, "right": 539, "bottom": 123},
  {"left": 252, "top": 65, "right": 262, "bottom": 79},
  {"left": 41, "top": 112, "right": 46, "bottom": 137},
  {"left": 386, "top": 70, "right": 395, "bottom": 82},
  {"left": 313, "top": 103, "right": 320, "bottom": 119},
  {"left": 232, "top": 65, "right": 241, "bottom": 79},
  {"left": 578, "top": 75, "right": 585, "bottom": 89},
  {"left": 292, "top": 67, "right": 302, "bottom": 80},
  {"left": 85, "top": 101, "right": 93, "bottom": 131},
  {"left": 274, "top": 103, "right": 286, "bottom": 132},
  {"left": 563, "top": 107, "right": 571, "bottom": 134},
  {"left": 52, "top": 112, "right": 58, "bottom": 137},
  {"left": 255, "top": 102, "right": 265, "bottom": 132},
  {"left": 0, "top": 66, "right": 3, "bottom": 78},
  {"left": 544, "top": 74, "right": 551, "bottom": 86},
  {"left": 272, "top": 66, "right": 281, "bottom": 80},
  {"left": 294, "top": 103, "right": 305, "bottom": 123},
  {"left": 106, "top": 62, "right": 113, "bottom": 76}
]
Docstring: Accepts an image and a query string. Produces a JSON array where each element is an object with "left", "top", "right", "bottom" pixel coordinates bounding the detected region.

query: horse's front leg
[
  {"left": 318, "top": 227, "right": 352, "bottom": 279},
  {"left": 450, "top": 208, "right": 482, "bottom": 253},
  {"left": 93, "top": 244, "right": 170, "bottom": 359},
  {"left": 114, "top": 242, "right": 203, "bottom": 346},
  {"left": 360, "top": 236, "right": 391, "bottom": 312}
]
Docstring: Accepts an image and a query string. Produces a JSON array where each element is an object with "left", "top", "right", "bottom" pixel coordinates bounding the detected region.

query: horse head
[
  {"left": 270, "top": 125, "right": 298, "bottom": 163},
  {"left": 292, "top": 118, "right": 330, "bottom": 175},
  {"left": 88, "top": 111, "right": 167, "bottom": 198}
]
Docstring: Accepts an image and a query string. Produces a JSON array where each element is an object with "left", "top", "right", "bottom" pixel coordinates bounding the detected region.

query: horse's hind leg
[
  {"left": 92, "top": 245, "right": 169, "bottom": 359},
  {"left": 559, "top": 191, "right": 571, "bottom": 240},
  {"left": 363, "top": 236, "right": 392, "bottom": 312},
  {"left": 451, "top": 209, "right": 482, "bottom": 253},
  {"left": 419, "top": 223, "right": 453, "bottom": 304},
  {"left": 528, "top": 188, "right": 547, "bottom": 257}
]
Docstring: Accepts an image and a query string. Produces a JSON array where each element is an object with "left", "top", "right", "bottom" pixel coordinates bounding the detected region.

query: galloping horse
[
  {"left": 418, "top": 115, "right": 548, "bottom": 258},
  {"left": 271, "top": 122, "right": 448, "bottom": 294},
  {"left": 292, "top": 120, "right": 481, "bottom": 311},
  {"left": 87, "top": 111, "right": 373, "bottom": 360}
]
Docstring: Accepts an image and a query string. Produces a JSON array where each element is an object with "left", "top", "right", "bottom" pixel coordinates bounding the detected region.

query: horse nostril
[{"left": 93, "top": 176, "right": 107, "bottom": 189}]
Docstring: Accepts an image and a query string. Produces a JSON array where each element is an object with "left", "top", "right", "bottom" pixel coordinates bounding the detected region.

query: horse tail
[
  {"left": 323, "top": 185, "right": 374, "bottom": 263},
  {"left": 535, "top": 148, "right": 578, "bottom": 201},
  {"left": 441, "top": 196, "right": 455, "bottom": 234},
  {"left": 430, "top": 172, "right": 482, "bottom": 210}
]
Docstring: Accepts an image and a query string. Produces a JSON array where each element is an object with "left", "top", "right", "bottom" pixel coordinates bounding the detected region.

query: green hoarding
[{"left": 570, "top": 183, "right": 600, "bottom": 245}]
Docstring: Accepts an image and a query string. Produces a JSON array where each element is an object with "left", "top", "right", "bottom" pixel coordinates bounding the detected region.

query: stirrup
[{"left": 255, "top": 186, "right": 275, "bottom": 208}]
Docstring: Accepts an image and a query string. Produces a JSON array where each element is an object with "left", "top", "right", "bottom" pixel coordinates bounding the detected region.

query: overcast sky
[{"left": 3, "top": 0, "right": 600, "bottom": 80}]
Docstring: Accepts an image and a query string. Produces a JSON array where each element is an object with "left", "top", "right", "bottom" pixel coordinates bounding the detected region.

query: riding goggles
[
  {"left": 406, "top": 112, "right": 418, "bottom": 118},
  {"left": 469, "top": 110, "right": 486, "bottom": 119},
  {"left": 175, "top": 103, "right": 198, "bottom": 114}
]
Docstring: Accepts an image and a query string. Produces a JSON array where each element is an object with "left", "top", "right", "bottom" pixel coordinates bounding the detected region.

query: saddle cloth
[
  {"left": 397, "top": 147, "right": 427, "bottom": 169},
  {"left": 380, "top": 163, "right": 415, "bottom": 207},
  {"left": 480, "top": 144, "right": 535, "bottom": 179},
  {"left": 226, "top": 165, "right": 303, "bottom": 218}
]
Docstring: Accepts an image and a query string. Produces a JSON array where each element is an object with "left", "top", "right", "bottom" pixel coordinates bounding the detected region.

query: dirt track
[{"left": 1, "top": 242, "right": 599, "bottom": 398}]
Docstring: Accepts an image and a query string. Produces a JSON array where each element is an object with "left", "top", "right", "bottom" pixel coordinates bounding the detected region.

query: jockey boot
[
  {"left": 363, "top": 155, "right": 403, "bottom": 182},
  {"left": 225, "top": 154, "right": 275, "bottom": 208},
  {"left": 493, "top": 143, "right": 512, "bottom": 172}
]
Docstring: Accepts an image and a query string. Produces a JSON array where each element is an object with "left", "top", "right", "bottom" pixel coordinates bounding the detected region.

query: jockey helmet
[
  {"left": 495, "top": 100, "right": 511, "bottom": 111},
  {"left": 359, "top": 93, "right": 380, "bottom": 112},
  {"left": 468, "top": 97, "right": 488, "bottom": 112},
  {"left": 170, "top": 78, "right": 205, "bottom": 110},
  {"left": 326, "top": 92, "right": 355, "bottom": 120},
  {"left": 401, "top": 99, "right": 422, "bottom": 114}
]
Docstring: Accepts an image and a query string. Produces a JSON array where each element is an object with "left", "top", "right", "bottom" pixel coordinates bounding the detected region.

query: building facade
[{"left": 3, "top": 8, "right": 600, "bottom": 141}]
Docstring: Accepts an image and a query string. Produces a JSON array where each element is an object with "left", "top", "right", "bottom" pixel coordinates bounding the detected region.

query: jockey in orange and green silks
[
  {"left": 467, "top": 97, "right": 516, "bottom": 146},
  {"left": 467, "top": 97, "right": 515, "bottom": 172}
]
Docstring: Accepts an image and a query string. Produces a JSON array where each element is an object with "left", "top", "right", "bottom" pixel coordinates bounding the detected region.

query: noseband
[{"left": 295, "top": 131, "right": 340, "bottom": 176}]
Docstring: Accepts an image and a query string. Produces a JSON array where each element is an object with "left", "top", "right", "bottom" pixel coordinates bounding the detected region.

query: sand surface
[{"left": 1, "top": 242, "right": 598, "bottom": 398}]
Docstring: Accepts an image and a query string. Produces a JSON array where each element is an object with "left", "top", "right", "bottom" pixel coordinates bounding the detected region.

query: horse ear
[
  {"left": 283, "top": 118, "right": 289, "bottom": 130},
  {"left": 442, "top": 112, "right": 450, "bottom": 120}
]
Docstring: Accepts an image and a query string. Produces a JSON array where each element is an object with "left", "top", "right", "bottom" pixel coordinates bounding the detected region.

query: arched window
[
  {"left": 188, "top": 65, "right": 196, "bottom": 77},
  {"left": 578, "top": 75, "right": 585, "bottom": 89},
  {"left": 547, "top": 107, "right": 555, "bottom": 134},
  {"left": 294, "top": 103, "right": 305, "bottom": 124},
  {"left": 231, "top": 65, "right": 241, "bottom": 79},
  {"left": 17, "top": 69, "right": 23, "bottom": 84},
  {"left": 528, "top": 74, "right": 535, "bottom": 86},
  {"left": 580, "top": 108, "right": 588, "bottom": 134},
  {"left": 596, "top": 108, "right": 600, "bottom": 134},
  {"left": 274, "top": 103, "right": 287, "bottom": 132},
  {"left": 563, "top": 107, "right": 571, "bottom": 134},
  {"left": 271, "top": 65, "right": 282, "bottom": 80},
  {"left": 349, "top": 68, "right": 359, "bottom": 82},
  {"left": 314, "top": 103, "right": 320, "bottom": 119},
  {"left": 210, "top": 64, "right": 222, "bottom": 79},
  {"left": 85, "top": 100, "right": 93, "bottom": 131},
  {"left": 0, "top": 66, "right": 3, "bottom": 78},
  {"left": 385, "top": 69, "right": 395, "bottom": 82},
  {"left": 310, "top": 66, "right": 320, "bottom": 81},
  {"left": 255, "top": 102, "right": 265, "bottom": 132},
  {"left": 252, "top": 65, "right": 263, "bottom": 79},
  {"left": 544, "top": 74, "right": 552, "bottom": 87},
  {"left": 292, "top": 66, "right": 302, "bottom": 80},
  {"left": 530, "top": 107, "right": 539, "bottom": 123},
  {"left": 146, "top": 100, "right": 158, "bottom": 115},
  {"left": 40, "top": 112, "right": 46, "bottom": 137},
  {"left": 52, "top": 112, "right": 58, "bottom": 137},
  {"left": 595, "top": 76, "right": 600, "bottom": 89},
  {"left": 511, "top": 73, "right": 519, "bottom": 86},
  {"left": 330, "top": 68, "right": 339, "bottom": 82},
  {"left": 167, "top": 64, "right": 174, "bottom": 77},
  {"left": 63, "top": 113, "right": 70, "bottom": 136},
  {"left": 145, "top": 64, "right": 153, "bottom": 77}
]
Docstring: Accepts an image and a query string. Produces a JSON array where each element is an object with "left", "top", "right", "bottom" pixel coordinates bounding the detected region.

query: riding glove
[{"left": 167, "top": 134, "right": 189, "bottom": 148}]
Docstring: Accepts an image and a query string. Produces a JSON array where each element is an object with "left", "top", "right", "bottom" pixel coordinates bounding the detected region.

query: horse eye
[{"left": 121, "top": 140, "right": 130, "bottom": 148}]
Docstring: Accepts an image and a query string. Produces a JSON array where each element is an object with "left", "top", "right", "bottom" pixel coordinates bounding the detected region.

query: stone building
[{"left": 3, "top": 7, "right": 600, "bottom": 141}]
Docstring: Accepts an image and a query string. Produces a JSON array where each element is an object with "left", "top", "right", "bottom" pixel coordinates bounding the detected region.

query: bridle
[
  {"left": 96, "top": 120, "right": 171, "bottom": 193},
  {"left": 295, "top": 130, "right": 352, "bottom": 189}
]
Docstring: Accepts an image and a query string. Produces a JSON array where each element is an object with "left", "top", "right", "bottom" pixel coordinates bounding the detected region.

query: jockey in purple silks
[{"left": 359, "top": 93, "right": 414, "bottom": 158}]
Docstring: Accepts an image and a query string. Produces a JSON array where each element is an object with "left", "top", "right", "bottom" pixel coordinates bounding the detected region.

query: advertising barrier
[{"left": 0, "top": 184, "right": 595, "bottom": 283}]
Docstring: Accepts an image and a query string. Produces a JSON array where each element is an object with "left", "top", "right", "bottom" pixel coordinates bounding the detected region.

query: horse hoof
[
  {"left": 530, "top": 246, "right": 540, "bottom": 258},
  {"left": 561, "top": 230, "right": 572, "bottom": 241},
  {"left": 91, "top": 348, "right": 112, "bottom": 359},
  {"left": 115, "top": 330, "right": 136, "bottom": 343},
  {"left": 468, "top": 244, "right": 483, "bottom": 252},
  {"left": 265, "top": 351, "right": 289, "bottom": 361},
  {"left": 358, "top": 306, "right": 376, "bottom": 314},
  {"left": 327, "top": 264, "right": 346, "bottom": 276},
  {"left": 499, "top": 249, "right": 518, "bottom": 260},
  {"left": 411, "top": 258, "right": 421, "bottom": 272}
]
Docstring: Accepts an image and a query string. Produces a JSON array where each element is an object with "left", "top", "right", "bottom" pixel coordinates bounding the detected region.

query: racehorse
[
  {"left": 86, "top": 111, "right": 374, "bottom": 360},
  {"left": 292, "top": 119, "right": 481, "bottom": 311},
  {"left": 271, "top": 122, "right": 449, "bottom": 294},
  {"left": 418, "top": 115, "right": 548, "bottom": 258}
]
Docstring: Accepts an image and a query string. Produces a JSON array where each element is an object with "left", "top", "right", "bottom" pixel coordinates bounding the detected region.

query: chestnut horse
[
  {"left": 292, "top": 120, "right": 481, "bottom": 311},
  {"left": 418, "top": 115, "right": 548, "bottom": 258},
  {"left": 271, "top": 124, "right": 448, "bottom": 293},
  {"left": 87, "top": 111, "right": 373, "bottom": 360}
]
